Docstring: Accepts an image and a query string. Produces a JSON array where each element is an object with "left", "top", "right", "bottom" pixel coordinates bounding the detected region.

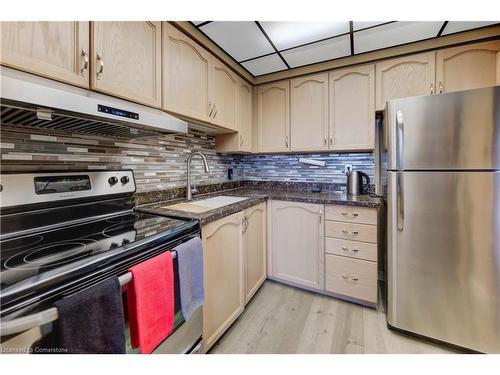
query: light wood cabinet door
[
  {"left": 91, "top": 21, "right": 161, "bottom": 107},
  {"left": 0, "top": 21, "right": 90, "bottom": 87},
  {"left": 238, "top": 80, "right": 253, "bottom": 153},
  {"left": 210, "top": 57, "right": 238, "bottom": 130},
  {"left": 330, "top": 65, "right": 375, "bottom": 151},
  {"left": 269, "top": 200, "right": 324, "bottom": 290},
  {"left": 290, "top": 73, "right": 329, "bottom": 151},
  {"left": 436, "top": 40, "right": 500, "bottom": 93},
  {"left": 202, "top": 211, "right": 245, "bottom": 351},
  {"left": 243, "top": 202, "right": 267, "bottom": 304},
  {"left": 215, "top": 78, "right": 253, "bottom": 153},
  {"left": 163, "top": 22, "right": 211, "bottom": 121},
  {"left": 257, "top": 81, "right": 290, "bottom": 152},
  {"left": 375, "top": 52, "right": 436, "bottom": 110}
]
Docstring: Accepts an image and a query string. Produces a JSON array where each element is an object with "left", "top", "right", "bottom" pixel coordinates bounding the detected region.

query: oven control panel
[{"left": 0, "top": 170, "right": 136, "bottom": 208}]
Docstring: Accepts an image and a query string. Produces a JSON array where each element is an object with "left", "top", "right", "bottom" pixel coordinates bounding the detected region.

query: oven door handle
[{"left": 0, "top": 270, "right": 136, "bottom": 336}]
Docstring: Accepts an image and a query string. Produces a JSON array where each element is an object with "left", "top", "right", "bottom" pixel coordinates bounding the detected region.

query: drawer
[
  {"left": 325, "top": 254, "right": 377, "bottom": 304},
  {"left": 325, "top": 221, "right": 377, "bottom": 244},
  {"left": 325, "top": 205, "right": 377, "bottom": 225},
  {"left": 325, "top": 237, "right": 377, "bottom": 262}
]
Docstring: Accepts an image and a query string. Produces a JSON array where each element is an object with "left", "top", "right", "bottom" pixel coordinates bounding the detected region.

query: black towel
[{"left": 55, "top": 277, "right": 126, "bottom": 354}]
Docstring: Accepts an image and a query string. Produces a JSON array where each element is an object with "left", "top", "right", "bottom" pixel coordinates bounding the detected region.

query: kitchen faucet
[{"left": 186, "top": 151, "right": 210, "bottom": 200}]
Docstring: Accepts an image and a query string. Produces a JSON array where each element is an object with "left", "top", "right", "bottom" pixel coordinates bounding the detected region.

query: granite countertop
[{"left": 136, "top": 187, "right": 382, "bottom": 225}]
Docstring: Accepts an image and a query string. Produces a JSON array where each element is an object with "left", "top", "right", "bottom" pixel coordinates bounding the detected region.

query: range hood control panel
[{"left": 98, "top": 104, "right": 139, "bottom": 120}]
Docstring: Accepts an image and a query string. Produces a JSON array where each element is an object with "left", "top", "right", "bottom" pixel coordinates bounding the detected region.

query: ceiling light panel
[
  {"left": 442, "top": 21, "right": 498, "bottom": 35},
  {"left": 353, "top": 21, "right": 389, "bottom": 31},
  {"left": 241, "top": 54, "right": 288, "bottom": 76},
  {"left": 200, "top": 21, "right": 275, "bottom": 62},
  {"left": 192, "top": 21, "right": 207, "bottom": 25},
  {"left": 281, "top": 35, "right": 351, "bottom": 68},
  {"left": 260, "top": 22, "right": 350, "bottom": 50},
  {"left": 354, "top": 21, "right": 443, "bottom": 54}
]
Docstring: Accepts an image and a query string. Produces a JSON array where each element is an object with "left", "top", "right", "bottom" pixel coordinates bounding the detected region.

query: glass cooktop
[{"left": 0, "top": 211, "right": 197, "bottom": 297}]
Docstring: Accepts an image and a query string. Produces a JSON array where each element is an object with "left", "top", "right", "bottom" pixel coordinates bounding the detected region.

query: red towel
[{"left": 127, "top": 251, "right": 174, "bottom": 354}]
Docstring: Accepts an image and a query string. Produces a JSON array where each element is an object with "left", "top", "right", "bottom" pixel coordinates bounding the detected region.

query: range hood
[{"left": 0, "top": 67, "right": 188, "bottom": 139}]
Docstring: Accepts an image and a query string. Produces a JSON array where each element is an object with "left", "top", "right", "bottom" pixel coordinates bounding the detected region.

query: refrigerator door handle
[{"left": 396, "top": 110, "right": 405, "bottom": 231}]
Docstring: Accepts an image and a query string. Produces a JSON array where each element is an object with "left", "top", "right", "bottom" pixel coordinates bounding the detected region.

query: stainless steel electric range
[{"left": 0, "top": 170, "right": 202, "bottom": 354}]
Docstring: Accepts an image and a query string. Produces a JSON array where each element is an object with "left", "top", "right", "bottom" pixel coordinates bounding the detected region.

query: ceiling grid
[{"left": 191, "top": 21, "right": 499, "bottom": 76}]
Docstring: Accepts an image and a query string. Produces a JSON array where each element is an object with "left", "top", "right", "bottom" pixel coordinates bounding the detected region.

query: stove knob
[
  {"left": 108, "top": 176, "right": 118, "bottom": 185},
  {"left": 120, "top": 176, "right": 130, "bottom": 184},
  {"left": 110, "top": 242, "right": 119, "bottom": 249}
]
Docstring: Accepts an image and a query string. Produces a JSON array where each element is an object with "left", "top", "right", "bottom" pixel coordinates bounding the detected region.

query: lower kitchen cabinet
[
  {"left": 325, "top": 254, "right": 378, "bottom": 304},
  {"left": 201, "top": 211, "right": 245, "bottom": 351},
  {"left": 268, "top": 200, "right": 324, "bottom": 290},
  {"left": 243, "top": 202, "right": 267, "bottom": 304},
  {"left": 324, "top": 204, "right": 379, "bottom": 306},
  {"left": 201, "top": 203, "right": 267, "bottom": 351}
]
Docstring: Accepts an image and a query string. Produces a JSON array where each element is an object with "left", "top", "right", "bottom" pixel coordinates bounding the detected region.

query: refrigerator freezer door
[
  {"left": 386, "top": 85, "right": 500, "bottom": 171},
  {"left": 387, "top": 171, "right": 500, "bottom": 353}
]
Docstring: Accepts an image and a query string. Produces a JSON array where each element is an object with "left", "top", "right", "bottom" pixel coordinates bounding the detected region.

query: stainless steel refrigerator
[{"left": 382, "top": 86, "right": 500, "bottom": 353}]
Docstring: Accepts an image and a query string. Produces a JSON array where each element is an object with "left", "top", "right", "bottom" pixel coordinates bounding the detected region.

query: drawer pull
[
  {"left": 341, "top": 246, "right": 359, "bottom": 253},
  {"left": 342, "top": 274, "right": 359, "bottom": 282},
  {"left": 341, "top": 212, "right": 359, "bottom": 218},
  {"left": 342, "top": 230, "right": 359, "bottom": 236}
]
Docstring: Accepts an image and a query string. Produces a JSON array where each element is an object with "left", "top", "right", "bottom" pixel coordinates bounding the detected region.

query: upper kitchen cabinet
[
  {"left": 256, "top": 81, "right": 290, "bottom": 153},
  {"left": 290, "top": 73, "right": 329, "bottom": 151},
  {"left": 91, "top": 22, "right": 161, "bottom": 107},
  {"left": 330, "top": 65, "right": 375, "bottom": 151},
  {"left": 0, "top": 22, "right": 90, "bottom": 88},
  {"left": 436, "top": 40, "right": 500, "bottom": 93},
  {"left": 375, "top": 52, "right": 436, "bottom": 110},
  {"left": 215, "top": 78, "right": 253, "bottom": 153},
  {"left": 209, "top": 57, "right": 238, "bottom": 130},
  {"left": 163, "top": 22, "right": 211, "bottom": 123}
]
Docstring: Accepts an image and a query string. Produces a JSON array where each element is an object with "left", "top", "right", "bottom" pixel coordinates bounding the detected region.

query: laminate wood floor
[{"left": 210, "top": 280, "right": 457, "bottom": 354}]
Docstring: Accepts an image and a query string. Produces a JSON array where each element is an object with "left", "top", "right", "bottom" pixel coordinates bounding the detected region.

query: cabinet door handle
[
  {"left": 430, "top": 83, "right": 434, "bottom": 94},
  {"left": 319, "top": 210, "right": 322, "bottom": 223},
  {"left": 240, "top": 135, "right": 244, "bottom": 147},
  {"left": 208, "top": 102, "right": 213, "bottom": 117},
  {"left": 329, "top": 135, "right": 333, "bottom": 147},
  {"left": 341, "top": 212, "right": 359, "bottom": 218},
  {"left": 285, "top": 136, "right": 289, "bottom": 148},
  {"left": 342, "top": 274, "right": 359, "bottom": 282},
  {"left": 213, "top": 105, "right": 218, "bottom": 119},
  {"left": 80, "top": 49, "right": 89, "bottom": 77},
  {"left": 341, "top": 246, "right": 359, "bottom": 253},
  {"left": 341, "top": 230, "right": 359, "bottom": 236},
  {"left": 324, "top": 137, "right": 327, "bottom": 146},
  {"left": 96, "top": 53, "right": 104, "bottom": 80},
  {"left": 438, "top": 81, "right": 443, "bottom": 94}
]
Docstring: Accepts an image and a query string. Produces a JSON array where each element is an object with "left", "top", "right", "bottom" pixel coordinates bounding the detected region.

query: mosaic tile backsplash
[{"left": 0, "top": 125, "right": 374, "bottom": 192}]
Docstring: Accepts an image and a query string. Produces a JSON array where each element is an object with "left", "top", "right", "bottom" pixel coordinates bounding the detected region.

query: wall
[{"left": 0, "top": 125, "right": 374, "bottom": 192}]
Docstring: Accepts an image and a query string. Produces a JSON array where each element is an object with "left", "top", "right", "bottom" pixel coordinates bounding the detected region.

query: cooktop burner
[{"left": 0, "top": 211, "right": 194, "bottom": 291}]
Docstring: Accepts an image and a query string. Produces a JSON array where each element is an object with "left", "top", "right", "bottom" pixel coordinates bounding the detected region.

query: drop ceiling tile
[
  {"left": 281, "top": 35, "right": 351, "bottom": 68},
  {"left": 200, "top": 21, "right": 274, "bottom": 62},
  {"left": 241, "top": 54, "right": 288, "bottom": 76},
  {"left": 353, "top": 21, "right": 388, "bottom": 31},
  {"left": 260, "top": 22, "right": 350, "bottom": 50},
  {"left": 354, "top": 21, "right": 443, "bottom": 54},
  {"left": 442, "top": 21, "right": 498, "bottom": 35}
]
